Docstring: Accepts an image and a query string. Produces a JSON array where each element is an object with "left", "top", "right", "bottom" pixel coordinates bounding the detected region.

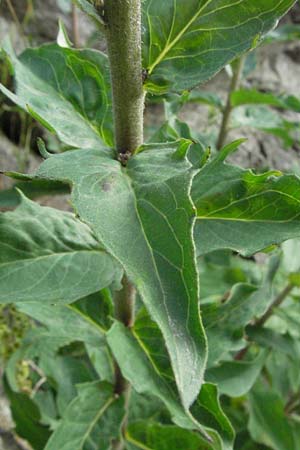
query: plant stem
[
  {"left": 234, "top": 282, "right": 294, "bottom": 360},
  {"left": 5, "top": 0, "right": 27, "bottom": 44},
  {"left": 104, "top": 0, "right": 144, "bottom": 156},
  {"left": 255, "top": 282, "right": 294, "bottom": 327},
  {"left": 112, "top": 277, "right": 136, "bottom": 450},
  {"left": 72, "top": 3, "right": 80, "bottom": 48},
  {"left": 103, "top": 2, "right": 142, "bottom": 447},
  {"left": 216, "top": 56, "right": 245, "bottom": 150}
]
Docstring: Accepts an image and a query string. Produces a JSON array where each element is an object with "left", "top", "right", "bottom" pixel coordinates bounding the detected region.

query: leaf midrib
[
  {"left": 148, "top": 0, "right": 214, "bottom": 73},
  {"left": 0, "top": 249, "right": 104, "bottom": 270},
  {"left": 79, "top": 396, "right": 115, "bottom": 450}
]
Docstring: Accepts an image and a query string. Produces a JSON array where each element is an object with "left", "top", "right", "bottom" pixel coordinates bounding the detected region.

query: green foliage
[{"left": 0, "top": 1, "right": 300, "bottom": 450}]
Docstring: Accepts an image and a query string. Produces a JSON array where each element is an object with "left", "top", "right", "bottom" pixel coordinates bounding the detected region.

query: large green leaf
[
  {"left": 17, "top": 142, "right": 207, "bottom": 409},
  {"left": 0, "top": 42, "right": 113, "bottom": 147},
  {"left": 192, "top": 144, "right": 300, "bottom": 256},
  {"left": 142, "top": 0, "right": 295, "bottom": 93},
  {"left": 0, "top": 195, "right": 121, "bottom": 304},
  {"left": 107, "top": 318, "right": 234, "bottom": 450},
  {"left": 45, "top": 381, "right": 125, "bottom": 450}
]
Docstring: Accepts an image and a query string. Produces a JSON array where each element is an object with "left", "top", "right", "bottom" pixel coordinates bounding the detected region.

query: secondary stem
[
  {"left": 234, "top": 282, "right": 294, "bottom": 360},
  {"left": 216, "top": 56, "right": 245, "bottom": 150},
  {"left": 255, "top": 282, "right": 294, "bottom": 327},
  {"left": 72, "top": 3, "right": 80, "bottom": 48},
  {"left": 104, "top": 0, "right": 144, "bottom": 156}
]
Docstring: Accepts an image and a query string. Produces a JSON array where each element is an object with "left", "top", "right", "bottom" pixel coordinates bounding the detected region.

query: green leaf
[
  {"left": 0, "top": 180, "right": 69, "bottom": 209},
  {"left": 126, "top": 422, "right": 212, "bottom": 450},
  {"left": 230, "top": 105, "right": 297, "bottom": 147},
  {"left": 248, "top": 382, "right": 296, "bottom": 450},
  {"left": 231, "top": 89, "right": 300, "bottom": 112},
  {"left": 203, "top": 255, "right": 279, "bottom": 365},
  {"left": 44, "top": 381, "right": 125, "bottom": 450},
  {"left": 23, "top": 142, "right": 207, "bottom": 410},
  {"left": 264, "top": 23, "right": 300, "bottom": 43},
  {"left": 0, "top": 195, "right": 121, "bottom": 304},
  {"left": 192, "top": 145, "right": 300, "bottom": 256},
  {"left": 142, "top": 0, "right": 295, "bottom": 93},
  {"left": 5, "top": 293, "right": 113, "bottom": 392},
  {"left": 74, "top": 0, "right": 106, "bottom": 27},
  {"left": 246, "top": 326, "right": 300, "bottom": 360},
  {"left": 4, "top": 379, "right": 51, "bottom": 450},
  {"left": 206, "top": 351, "right": 267, "bottom": 397},
  {"left": 0, "top": 42, "right": 113, "bottom": 147},
  {"left": 107, "top": 319, "right": 234, "bottom": 449}
]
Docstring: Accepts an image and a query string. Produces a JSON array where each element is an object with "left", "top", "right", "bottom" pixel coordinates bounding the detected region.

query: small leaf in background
[
  {"left": 0, "top": 194, "right": 121, "bottom": 303},
  {"left": 203, "top": 254, "right": 279, "bottom": 366},
  {"left": 205, "top": 351, "right": 267, "bottom": 398},
  {"left": 4, "top": 379, "right": 51, "bottom": 450},
  {"left": 142, "top": 0, "right": 296, "bottom": 93},
  {"left": 44, "top": 381, "right": 125, "bottom": 450},
  {"left": 248, "top": 382, "right": 297, "bottom": 450},
  {"left": 0, "top": 42, "right": 113, "bottom": 147},
  {"left": 74, "top": 0, "right": 106, "bottom": 27},
  {"left": 0, "top": 180, "right": 69, "bottom": 210},
  {"left": 5, "top": 292, "right": 114, "bottom": 392},
  {"left": 231, "top": 89, "right": 300, "bottom": 112},
  {"left": 264, "top": 23, "right": 300, "bottom": 44}
]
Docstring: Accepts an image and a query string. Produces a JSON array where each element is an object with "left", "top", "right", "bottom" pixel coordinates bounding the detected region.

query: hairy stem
[
  {"left": 104, "top": 0, "right": 144, "bottom": 156},
  {"left": 104, "top": 2, "right": 142, "bottom": 447},
  {"left": 255, "top": 282, "right": 294, "bottom": 327},
  {"left": 216, "top": 56, "right": 245, "bottom": 150},
  {"left": 112, "top": 277, "right": 136, "bottom": 450}
]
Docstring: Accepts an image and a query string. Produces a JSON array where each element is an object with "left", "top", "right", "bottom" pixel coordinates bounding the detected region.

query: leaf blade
[
  {"left": 0, "top": 195, "right": 121, "bottom": 304},
  {"left": 142, "top": 0, "right": 296, "bottom": 93},
  {"left": 26, "top": 143, "right": 207, "bottom": 409}
]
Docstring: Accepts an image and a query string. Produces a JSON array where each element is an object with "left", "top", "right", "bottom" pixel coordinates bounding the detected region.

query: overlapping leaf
[
  {"left": 202, "top": 254, "right": 279, "bottom": 366},
  {"left": 0, "top": 195, "right": 121, "bottom": 303},
  {"left": 142, "top": 0, "right": 296, "bottom": 93},
  {"left": 192, "top": 143, "right": 300, "bottom": 256},
  {"left": 0, "top": 179, "right": 69, "bottom": 209},
  {"left": 0, "top": 42, "right": 113, "bottom": 147},
  {"left": 248, "top": 382, "right": 298, "bottom": 450},
  {"left": 206, "top": 351, "right": 267, "bottom": 397},
  {"left": 44, "top": 381, "right": 125, "bottom": 450},
  {"left": 107, "top": 312, "right": 234, "bottom": 450},
  {"left": 126, "top": 422, "right": 212, "bottom": 450},
  {"left": 16, "top": 142, "right": 207, "bottom": 409}
]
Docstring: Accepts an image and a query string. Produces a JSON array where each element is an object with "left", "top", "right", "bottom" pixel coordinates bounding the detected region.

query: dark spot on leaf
[{"left": 102, "top": 182, "right": 111, "bottom": 192}]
